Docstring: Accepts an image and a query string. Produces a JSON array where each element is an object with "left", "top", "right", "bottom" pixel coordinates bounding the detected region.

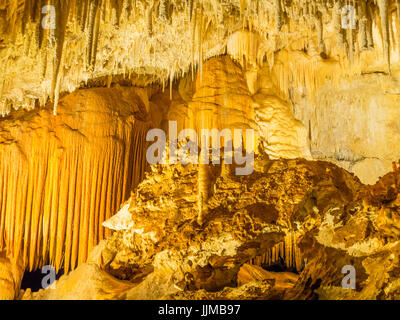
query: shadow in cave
[
  {"left": 262, "top": 257, "right": 301, "bottom": 274},
  {"left": 21, "top": 268, "right": 65, "bottom": 292}
]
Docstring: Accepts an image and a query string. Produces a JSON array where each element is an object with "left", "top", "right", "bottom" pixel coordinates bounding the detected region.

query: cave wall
[{"left": 292, "top": 72, "right": 400, "bottom": 185}]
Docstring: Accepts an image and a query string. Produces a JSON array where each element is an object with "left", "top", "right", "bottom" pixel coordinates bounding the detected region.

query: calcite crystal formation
[
  {"left": 2, "top": 0, "right": 400, "bottom": 182},
  {"left": 1, "top": 0, "right": 399, "bottom": 115},
  {"left": 19, "top": 154, "right": 400, "bottom": 300},
  {"left": 0, "top": 86, "right": 155, "bottom": 273},
  {"left": 2, "top": 0, "right": 400, "bottom": 299}
]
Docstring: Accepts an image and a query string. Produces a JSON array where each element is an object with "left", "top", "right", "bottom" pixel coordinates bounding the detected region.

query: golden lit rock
[
  {"left": 0, "top": 86, "right": 153, "bottom": 272},
  {"left": 1, "top": 0, "right": 400, "bottom": 302}
]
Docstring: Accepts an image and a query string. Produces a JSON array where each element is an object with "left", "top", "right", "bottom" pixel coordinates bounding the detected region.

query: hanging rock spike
[{"left": 377, "top": 0, "right": 391, "bottom": 74}]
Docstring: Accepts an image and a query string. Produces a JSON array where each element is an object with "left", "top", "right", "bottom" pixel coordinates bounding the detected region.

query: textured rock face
[
  {"left": 0, "top": 0, "right": 398, "bottom": 113},
  {"left": 0, "top": 86, "right": 154, "bottom": 273},
  {"left": 0, "top": 252, "right": 23, "bottom": 300},
  {"left": 2, "top": 0, "right": 400, "bottom": 300},
  {"left": 22, "top": 154, "right": 400, "bottom": 300},
  {"left": 293, "top": 73, "right": 400, "bottom": 185},
  {"left": 2, "top": 54, "right": 400, "bottom": 300},
  {"left": 2, "top": 0, "right": 400, "bottom": 182},
  {"left": 188, "top": 55, "right": 255, "bottom": 133}
]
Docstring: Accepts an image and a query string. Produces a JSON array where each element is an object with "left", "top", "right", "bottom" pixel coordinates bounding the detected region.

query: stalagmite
[{"left": 377, "top": 0, "right": 391, "bottom": 74}]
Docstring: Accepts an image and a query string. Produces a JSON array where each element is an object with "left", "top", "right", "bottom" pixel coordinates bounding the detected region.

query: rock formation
[
  {"left": 18, "top": 153, "right": 400, "bottom": 300},
  {"left": 0, "top": 86, "right": 155, "bottom": 273},
  {"left": 1, "top": 0, "right": 400, "bottom": 301}
]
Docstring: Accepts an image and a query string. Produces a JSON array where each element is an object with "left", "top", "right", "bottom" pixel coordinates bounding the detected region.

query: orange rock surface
[{"left": 0, "top": 87, "right": 154, "bottom": 272}]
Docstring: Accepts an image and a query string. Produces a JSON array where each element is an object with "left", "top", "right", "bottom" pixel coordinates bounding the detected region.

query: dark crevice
[{"left": 21, "top": 268, "right": 64, "bottom": 293}]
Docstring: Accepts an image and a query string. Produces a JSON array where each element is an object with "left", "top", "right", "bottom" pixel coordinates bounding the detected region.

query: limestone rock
[
  {"left": 20, "top": 153, "right": 400, "bottom": 300},
  {"left": 22, "top": 263, "right": 135, "bottom": 300},
  {"left": 0, "top": 87, "right": 154, "bottom": 272},
  {"left": 0, "top": 252, "right": 23, "bottom": 300}
]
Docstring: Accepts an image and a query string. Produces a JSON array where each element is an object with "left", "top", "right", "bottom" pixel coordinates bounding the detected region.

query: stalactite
[
  {"left": 359, "top": 0, "right": 368, "bottom": 51},
  {"left": 366, "top": 1, "right": 374, "bottom": 49},
  {"left": 0, "top": 88, "right": 152, "bottom": 272},
  {"left": 53, "top": 63, "right": 63, "bottom": 116},
  {"left": 159, "top": 0, "right": 168, "bottom": 20},
  {"left": 191, "top": 6, "right": 197, "bottom": 80},
  {"left": 146, "top": 2, "right": 153, "bottom": 37},
  {"left": 40, "top": 48, "right": 48, "bottom": 82},
  {"left": 377, "top": 0, "right": 391, "bottom": 74},
  {"left": 21, "top": 0, "right": 31, "bottom": 34},
  {"left": 76, "top": 0, "right": 83, "bottom": 27},
  {"left": 101, "top": 0, "right": 106, "bottom": 22},
  {"left": 1, "top": 0, "right": 399, "bottom": 115},
  {"left": 122, "top": 0, "right": 132, "bottom": 21},
  {"left": 23, "top": 25, "right": 31, "bottom": 56},
  {"left": 333, "top": 0, "right": 347, "bottom": 48},
  {"left": 397, "top": 0, "right": 400, "bottom": 53},
  {"left": 250, "top": 232, "right": 302, "bottom": 272},
  {"left": 51, "top": 0, "right": 71, "bottom": 115},
  {"left": 169, "top": 68, "right": 173, "bottom": 100},
  {"left": 188, "top": 0, "right": 194, "bottom": 22},
  {"left": 220, "top": 156, "right": 231, "bottom": 179},
  {"left": 80, "top": 0, "right": 89, "bottom": 32},
  {"left": 274, "top": 0, "right": 283, "bottom": 32},
  {"left": 314, "top": 11, "right": 325, "bottom": 56},
  {"left": 90, "top": 0, "right": 101, "bottom": 69},
  {"left": 348, "top": 1, "right": 354, "bottom": 65},
  {"left": 30, "top": 0, "right": 39, "bottom": 22},
  {"left": 33, "top": 20, "right": 40, "bottom": 52},
  {"left": 87, "top": 0, "right": 99, "bottom": 69},
  {"left": 111, "top": 0, "right": 120, "bottom": 27},
  {"left": 35, "top": 0, "right": 45, "bottom": 49}
]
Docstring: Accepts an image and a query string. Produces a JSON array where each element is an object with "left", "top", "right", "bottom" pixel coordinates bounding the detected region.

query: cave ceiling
[{"left": 0, "top": 0, "right": 398, "bottom": 115}]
